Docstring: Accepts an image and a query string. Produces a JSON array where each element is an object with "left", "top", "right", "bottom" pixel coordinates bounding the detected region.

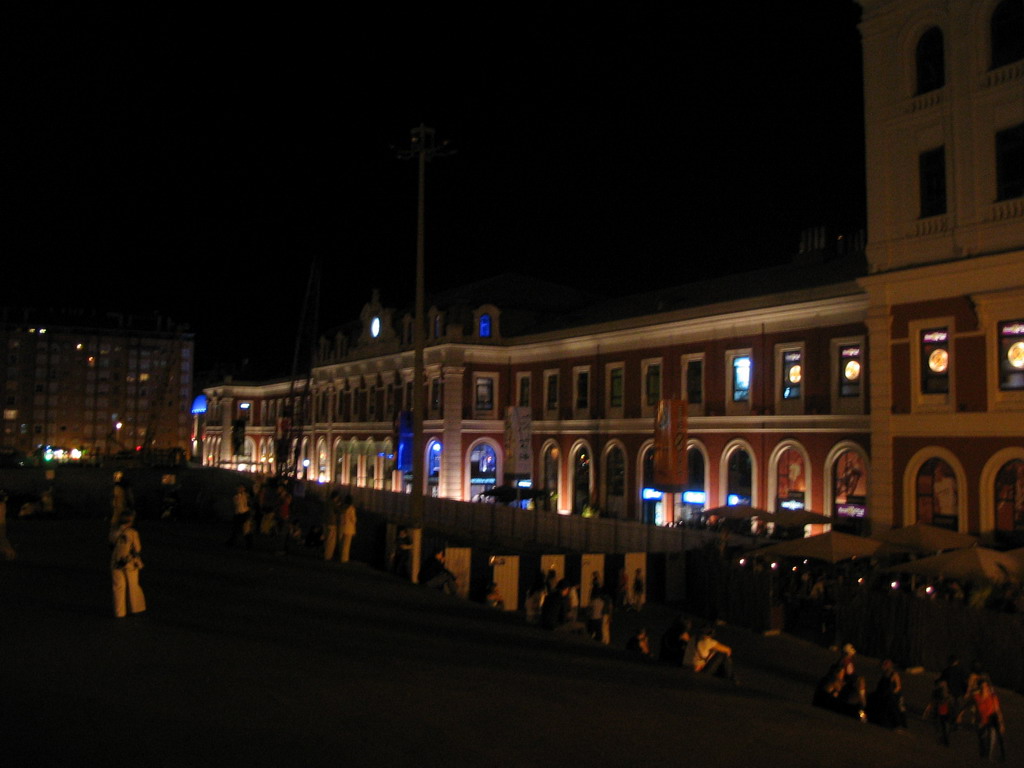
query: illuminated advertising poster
[
  {"left": 504, "top": 407, "right": 532, "bottom": 477},
  {"left": 653, "top": 399, "right": 687, "bottom": 492}
]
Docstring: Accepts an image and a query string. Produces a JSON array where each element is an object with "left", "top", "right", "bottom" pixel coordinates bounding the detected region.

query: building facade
[
  {"left": 857, "top": 0, "right": 1024, "bottom": 542},
  {"left": 202, "top": 0, "right": 1023, "bottom": 542},
  {"left": 1, "top": 310, "right": 195, "bottom": 461}
]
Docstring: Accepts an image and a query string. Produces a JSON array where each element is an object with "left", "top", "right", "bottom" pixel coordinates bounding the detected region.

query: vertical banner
[
  {"left": 504, "top": 406, "right": 533, "bottom": 477},
  {"left": 653, "top": 399, "right": 687, "bottom": 492}
]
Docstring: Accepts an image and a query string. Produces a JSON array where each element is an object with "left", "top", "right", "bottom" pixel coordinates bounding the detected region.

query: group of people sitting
[{"left": 625, "top": 615, "right": 739, "bottom": 684}]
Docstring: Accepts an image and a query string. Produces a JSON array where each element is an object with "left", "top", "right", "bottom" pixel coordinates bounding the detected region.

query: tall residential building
[{"left": 1, "top": 310, "right": 195, "bottom": 461}]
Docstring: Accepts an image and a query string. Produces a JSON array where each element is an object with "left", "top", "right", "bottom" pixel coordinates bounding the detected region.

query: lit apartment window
[
  {"left": 732, "top": 355, "right": 751, "bottom": 402},
  {"left": 921, "top": 328, "right": 950, "bottom": 394},
  {"left": 919, "top": 146, "right": 946, "bottom": 218},
  {"left": 839, "top": 344, "right": 863, "bottom": 398},
  {"left": 479, "top": 314, "right": 492, "bottom": 338},
  {"left": 609, "top": 366, "right": 624, "bottom": 409},
  {"left": 999, "top": 320, "right": 1024, "bottom": 391}
]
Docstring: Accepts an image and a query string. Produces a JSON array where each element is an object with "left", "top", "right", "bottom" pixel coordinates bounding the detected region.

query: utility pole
[{"left": 399, "top": 124, "right": 452, "bottom": 582}]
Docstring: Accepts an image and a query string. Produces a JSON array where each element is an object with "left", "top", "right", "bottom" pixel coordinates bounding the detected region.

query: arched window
[
  {"left": 991, "top": 0, "right": 1024, "bottom": 70},
  {"left": 479, "top": 313, "right": 492, "bottom": 338},
  {"left": 640, "top": 446, "right": 661, "bottom": 525},
  {"left": 542, "top": 443, "right": 560, "bottom": 512},
  {"left": 994, "top": 458, "right": 1024, "bottom": 533},
  {"left": 469, "top": 442, "right": 498, "bottom": 499},
  {"left": 572, "top": 445, "right": 591, "bottom": 514},
  {"left": 916, "top": 457, "right": 959, "bottom": 530},
  {"left": 674, "top": 445, "right": 707, "bottom": 523},
  {"left": 915, "top": 26, "right": 944, "bottom": 94},
  {"left": 727, "top": 448, "right": 752, "bottom": 507},
  {"left": 829, "top": 446, "right": 869, "bottom": 533},
  {"left": 774, "top": 445, "right": 808, "bottom": 513},
  {"left": 604, "top": 444, "right": 626, "bottom": 518},
  {"left": 427, "top": 439, "right": 443, "bottom": 497}
]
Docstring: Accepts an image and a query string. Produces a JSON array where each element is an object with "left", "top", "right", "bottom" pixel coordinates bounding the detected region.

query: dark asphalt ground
[{"left": 2, "top": 516, "right": 1020, "bottom": 768}]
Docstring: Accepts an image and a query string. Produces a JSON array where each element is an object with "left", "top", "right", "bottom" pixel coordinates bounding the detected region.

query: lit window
[
  {"left": 479, "top": 314, "right": 492, "bottom": 338},
  {"left": 921, "top": 328, "right": 950, "bottom": 394},
  {"left": 475, "top": 377, "right": 494, "bottom": 411},
  {"left": 839, "top": 344, "right": 862, "bottom": 398},
  {"left": 782, "top": 350, "right": 802, "bottom": 400},
  {"left": 999, "top": 320, "right": 1024, "bottom": 391},
  {"left": 733, "top": 356, "right": 751, "bottom": 402}
]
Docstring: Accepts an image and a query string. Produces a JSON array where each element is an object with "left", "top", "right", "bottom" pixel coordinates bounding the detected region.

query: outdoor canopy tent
[{"left": 750, "top": 530, "right": 883, "bottom": 565}]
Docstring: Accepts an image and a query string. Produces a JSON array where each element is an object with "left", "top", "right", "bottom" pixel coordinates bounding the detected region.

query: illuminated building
[
  {"left": 203, "top": 0, "right": 1023, "bottom": 541},
  {"left": 0, "top": 310, "right": 194, "bottom": 462}
]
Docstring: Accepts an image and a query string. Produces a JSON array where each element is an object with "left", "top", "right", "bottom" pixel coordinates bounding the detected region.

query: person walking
[
  {"left": 110, "top": 510, "right": 145, "bottom": 618},
  {"left": 226, "top": 484, "right": 253, "bottom": 549},
  {"left": 340, "top": 494, "right": 357, "bottom": 563},
  {"left": 631, "top": 568, "right": 646, "bottom": 612},
  {"left": 972, "top": 679, "right": 1006, "bottom": 762},
  {"left": 322, "top": 489, "right": 343, "bottom": 561}
]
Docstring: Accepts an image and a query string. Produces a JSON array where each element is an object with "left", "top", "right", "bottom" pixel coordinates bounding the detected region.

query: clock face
[
  {"left": 370, "top": 316, "right": 381, "bottom": 338},
  {"left": 1009, "top": 341, "right": 1024, "bottom": 370},
  {"left": 928, "top": 348, "right": 949, "bottom": 374}
]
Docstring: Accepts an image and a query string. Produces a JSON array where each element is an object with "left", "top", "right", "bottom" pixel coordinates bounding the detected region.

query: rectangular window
[
  {"left": 920, "top": 328, "right": 950, "bottom": 394},
  {"left": 685, "top": 359, "right": 703, "bottom": 405},
  {"left": 430, "top": 377, "right": 442, "bottom": 412},
  {"left": 517, "top": 373, "right": 531, "bottom": 408},
  {"left": 919, "top": 146, "right": 947, "bottom": 217},
  {"left": 575, "top": 370, "right": 589, "bottom": 411},
  {"left": 781, "top": 349, "right": 802, "bottom": 400},
  {"left": 999, "top": 319, "right": 1024, "bottom": 391},
  {"left": 645, "top": 363, "right": 661, "bottom": 407},
  {"left": 609, "top": 367, "right": 624, "bottom": 408},
  {"left": 838, "top": 344, "right": 863, "bottom": 398},
  {"left": 732, "top": 355, "right": 751, "bottom": 402},
  {"left": 996, "top": 124, "right": 1024, "bottom": 202},
  {"left": 475, "top": 376, "right": 494, "bottom": 411},
  {"left": 545, "top": 372, "right": 559, "bottom": 411}
]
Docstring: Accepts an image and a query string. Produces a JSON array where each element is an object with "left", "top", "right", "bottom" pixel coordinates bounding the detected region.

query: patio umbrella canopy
[
  {"left": 702, "top": 505, "right": 831, "bottom": 528},
  {"left": 751, "top": 531, "right": 882, "bottom": 565},
  {"left": 873, "top": 522, "right": 978, "bottom": 556},
  {"left": 884, "top": 546, "right": 1022, "bottom": 584}
]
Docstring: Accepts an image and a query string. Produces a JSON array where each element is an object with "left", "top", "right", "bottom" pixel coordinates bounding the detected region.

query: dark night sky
[{"left": 7, "top": 2, "right": 866, "bottom": 379}]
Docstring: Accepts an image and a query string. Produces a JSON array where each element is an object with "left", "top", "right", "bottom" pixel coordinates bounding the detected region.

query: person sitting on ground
[
  {"left": 689, "top": 625, "right": 738, "bottom": 684},
  {"left": 814, "top": 643, "right": 866, "bottom": 719},
  {"left": 626, "top": 627, "right": 653, "bottom": 660},
  {"left": 659, "top": 615, "right": 692, "bottom": 666},
  {"left": 540, "top": 579, "right": 586, "bottom": 634},
  {"left": 418, "top": 548, "right": 457, "bottom": 594},
  {"left": 485, "top": 582, "right": 505, "bottom": 610}
]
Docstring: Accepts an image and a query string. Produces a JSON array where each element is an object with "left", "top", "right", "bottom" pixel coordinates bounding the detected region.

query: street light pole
[{"left": 401, "top": 124, "right": 452, "bottom": 582}]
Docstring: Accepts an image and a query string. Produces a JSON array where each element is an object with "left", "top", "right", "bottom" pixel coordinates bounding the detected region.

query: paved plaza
[{"left": 2, "top": 515, "right": 1020, "bottom": 767}]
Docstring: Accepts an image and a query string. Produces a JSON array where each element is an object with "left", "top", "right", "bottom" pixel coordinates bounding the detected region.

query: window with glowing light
[
  {"left": 920, "top": 328, "right": 950, "bottom": 394},
  {"left": 999, "top": 320, "right": 1024, "bottom": 391}
]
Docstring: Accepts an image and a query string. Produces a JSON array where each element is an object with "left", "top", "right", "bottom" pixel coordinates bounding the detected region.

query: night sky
[{"left": 8, "top": 2, "right": 866, "bottom": 378}]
